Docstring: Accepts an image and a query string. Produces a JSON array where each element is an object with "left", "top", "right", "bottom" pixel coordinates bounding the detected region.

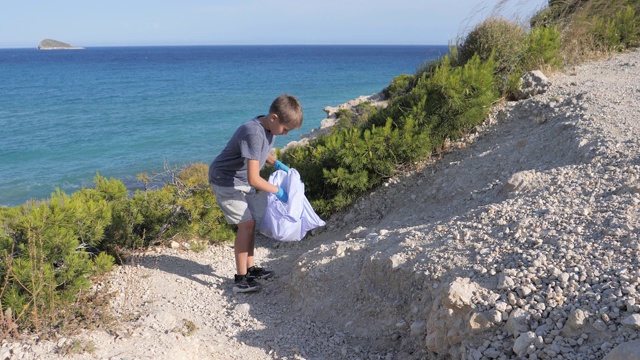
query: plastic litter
[{"left": 258, "top": 169, "right": 325, "bottom": 241}]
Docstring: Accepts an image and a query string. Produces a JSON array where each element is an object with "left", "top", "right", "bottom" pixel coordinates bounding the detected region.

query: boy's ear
[{"left": 270, "top": 113, "right": 279, "bottom": 122}]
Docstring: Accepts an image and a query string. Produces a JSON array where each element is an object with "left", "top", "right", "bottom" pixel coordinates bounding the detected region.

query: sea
[{"left": 0, "top": 45, "right": 448, "bottom": 207}]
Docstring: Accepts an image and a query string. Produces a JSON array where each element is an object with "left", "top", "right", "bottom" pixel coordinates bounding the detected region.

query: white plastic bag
[{"left": 258, "top": 169, "right": 325, "bottom": 242}]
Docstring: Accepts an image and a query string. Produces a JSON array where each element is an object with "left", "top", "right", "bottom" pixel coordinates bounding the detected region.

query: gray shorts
[{"left": 210, "top": 183, "right": 266, "bottom": 225}]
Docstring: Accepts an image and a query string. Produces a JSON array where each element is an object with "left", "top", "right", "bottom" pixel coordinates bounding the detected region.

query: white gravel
[{"left": 2, "top": 49, "right": 639, "bottom": 360}]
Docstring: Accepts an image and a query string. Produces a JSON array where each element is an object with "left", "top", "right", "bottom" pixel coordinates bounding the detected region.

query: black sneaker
[
  {"left": 248, "top": 266, "right": 274, "bottom": 280},
  {"left": 233, "top": 274, "right": 262, "bottom": 293}
]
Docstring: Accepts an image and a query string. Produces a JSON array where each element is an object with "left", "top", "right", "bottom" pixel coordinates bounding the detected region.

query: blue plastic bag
[{"left": 258, "top": 169, "right": 326, "bottom": 242}]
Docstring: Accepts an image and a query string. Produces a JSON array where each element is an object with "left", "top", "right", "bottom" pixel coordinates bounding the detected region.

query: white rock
[
  {"left": 234, "top": 303, "right": 251, "bottom": 315},
  {"left": 445, "top": 277, "right": 478, "bottom": 309},
  {"left": 603, "top": 340, "right": 640, "bottom": 360},
  {"left": 513, "top": 331, "right": 536, "bottom": 357},
  {"left": 497, "top": 273, "right": 515, "bottom": 289},
  {"left": 505, "top": 308, "right": 530, "bottom": 336},
  {"left": 410, "top": 321, "right": 425, "bottom": 336},
  {"left": 622, "top": 314, "right": 640, "bottom": 329},
  {"left": 483, "top": 347, "right": 502, "bottom": 359}
]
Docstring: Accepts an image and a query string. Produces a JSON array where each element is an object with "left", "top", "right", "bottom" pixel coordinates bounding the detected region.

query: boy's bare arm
[
  {"left": 247, "top": 159, "right": 279, "bottom": 193},
  {"left": 265, "top": 155, "right": 276, "bottom": 166}
]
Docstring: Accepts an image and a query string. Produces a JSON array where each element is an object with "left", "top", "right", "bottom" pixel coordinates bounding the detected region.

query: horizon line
[{"left": 0, "top": 43, "right": 450, "bottom": 50}]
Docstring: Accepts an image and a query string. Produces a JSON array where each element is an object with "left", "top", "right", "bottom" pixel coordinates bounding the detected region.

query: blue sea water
[{"left": 0, "top": 45, "right": 447, "bottom": 207}]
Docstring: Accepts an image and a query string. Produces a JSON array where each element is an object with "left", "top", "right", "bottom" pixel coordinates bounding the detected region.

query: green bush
[
  {"left": 103, "top": 194, "right": 144, "bottom": 252},
  {"left": 93, "top": 173, "right": 128, "bottom": 202},
  {"left": 128, "top": 187, "right": 178, "bottom": 244},
  {"left": 415, "top": 54, "right": 499, "bottom": 147},
  {"left": 502, "top": 25, "right": 563, "bottom": 100},
  {"left": 531, "top": 0, "right": 591, "bottom": 27},
  {"left": 594, "top": 5, "right": 640, "bottom": 50},
  {"left": 102, "top": 165, "right": 234, "bottom": 253},
  {"left": 175, "top": 164, "right": 235, "bottom": 242},
  {"left": 523, "top": 26, "right": 563, "bottom": 71},
  {"left": 530, "top": 0, "right": 640, "bottom": 63},
  {"left": 282, "top": 52, "right": 498, "bottom": 216},
  {"left": 457, "top": 17, "right": 527, "bottom": 76},
  {"left": 176, "top": 163, "right": 209, "bottom": 190},
  {"left": 1, "top": 189, "right": 115, "bottom": 333},
  {"left": 0, "top": 169, "right": 237, "bottom": 334},
  {"left": 382, "top": 73, "right": 413, "bottom": 99},
  {"left": 335, "top": 108, "right": 355, "bottom": 128}
]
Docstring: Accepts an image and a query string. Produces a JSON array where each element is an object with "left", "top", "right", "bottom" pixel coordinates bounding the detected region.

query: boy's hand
[
  {"left": 274, "top": 160, "right": 290, "bottom": 173},
  {"left": 275, "top": 186, "right": 288, "bottom": 203}
]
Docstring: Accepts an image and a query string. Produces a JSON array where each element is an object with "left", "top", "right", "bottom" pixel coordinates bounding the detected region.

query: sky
[{"left": 0, "top": 0, "right": 548, "bottom": 48}]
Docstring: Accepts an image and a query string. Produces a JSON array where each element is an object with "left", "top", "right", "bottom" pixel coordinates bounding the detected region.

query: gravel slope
[{"left": 2, "top": 49, "right": 639, "bottom": 360}]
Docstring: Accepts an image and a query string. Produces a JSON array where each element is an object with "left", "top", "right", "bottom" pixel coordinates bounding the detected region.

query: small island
[{"left": 38, "top": 39, "right": 84, "bottom": 50}]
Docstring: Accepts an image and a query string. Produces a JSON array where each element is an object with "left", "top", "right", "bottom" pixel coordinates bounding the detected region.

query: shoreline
[
  {"left": 2, "top": 45, "right": 435, "bottom": 207},
  {"left": 0, "top": 90, "right": 384, "bottom": 208},
  {"left": 282, "top": 92, "right": 388, "bottom": 152},
  {"left": 0, "top": 91, "right": 380, "bottom": 209}
]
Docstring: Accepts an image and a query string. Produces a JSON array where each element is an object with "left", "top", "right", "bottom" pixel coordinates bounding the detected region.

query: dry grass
[
  {"left": 0, "top": 309, "right": 20, "bottom": 339},
  {"left": 1, "top": 241, "right": 19, "bottom": 340},
  {"left": 538, "top": 1, "right": 616, "bottom": 63},
  {"left": 527, "top": 0, "right": 637, "bottom": 64},
  {"left": 173, "top": 318, "right": 198, "bottom": 337},
  {"left": 57, "top": 339, "right": 97, "bottom": 356},
  {"left": 464, "top": 0, "right": 637, "bottom": 65}
]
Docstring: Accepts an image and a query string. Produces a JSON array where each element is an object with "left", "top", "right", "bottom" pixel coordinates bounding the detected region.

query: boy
[{"left": 209, "top": 94, "right": 303, "bottom": 293}]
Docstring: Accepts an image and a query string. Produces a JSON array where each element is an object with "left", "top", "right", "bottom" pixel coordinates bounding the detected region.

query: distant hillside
[{"left": 38, "top": 39, "right": 84, "bottom": 50}]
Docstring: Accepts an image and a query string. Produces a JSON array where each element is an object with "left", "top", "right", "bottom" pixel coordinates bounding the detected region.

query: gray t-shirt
[{"left": 209, "top": 117, "right": 275, "bottom": 187}]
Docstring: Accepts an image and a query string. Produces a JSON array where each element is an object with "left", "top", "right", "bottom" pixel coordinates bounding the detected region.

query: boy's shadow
[{"left": 131, "top": 253, "right": 225, "bottom": 287}]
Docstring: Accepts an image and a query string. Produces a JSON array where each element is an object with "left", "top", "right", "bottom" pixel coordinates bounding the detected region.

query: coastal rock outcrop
[{"left": 282, "top": 93, "right": 387, "bottom": 152}]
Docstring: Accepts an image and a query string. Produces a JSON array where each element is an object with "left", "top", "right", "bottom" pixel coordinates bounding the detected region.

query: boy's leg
[
  {"left": 232, "top": 217, "right": 261, "bottom": 293},
  {"left": 235, "top": 218, "right": 255, "bottom": 276},
  {"left": 244, "top": 189, "right": 262, "bottom": 270},
  {"left": 244, "top": 190, "right": 273, "bottom": 279},
  {"left": 211, "top": 183, "right": 262, "bottom": 293},
  {"left": 235, "top": 217, "right": 274, "bottom": 280},
  {"left": 211, "top": 183, "right": 271, "bottom": 282},
  {"left": 246, "top": 227, "right": 255, "bottom": 270}
]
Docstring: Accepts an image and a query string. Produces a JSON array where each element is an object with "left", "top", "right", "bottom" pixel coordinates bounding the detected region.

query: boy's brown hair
[{"left": 270, "top": 94, "right": 303, "bottom": 129}]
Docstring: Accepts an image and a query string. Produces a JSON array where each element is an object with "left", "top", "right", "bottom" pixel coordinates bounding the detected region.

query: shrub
[
  {"left": 174, "top": 164, "right": 235, "bottom": 243},
  {"left": 501, "top": 25, "right": 563, "bottom": 100},
  {"left": 1, "top": 191, "right": 114, "bottom": 333},
  {"left": 457, "top": 17, "right": 527, "bottom": 76},
  {"left": 176, "top": 163, "right": 209, "bottom": 190},
  {"left": 353, "top": 102, "right": 378, "bottom": 127},
  {"left": 93, "top": 173, "right": 128, "bottom": 202},
  {"left": 415, "top": 54, "right": 499, "bottom": 148},
  {"left": 102, "top": 165, "right": 234, "bottom": 253},
  {"left": 335, "top": 108, "right": 355, "bottom": 128},
  {"left": 281, "top": 52, "right": 498, "bottom": 217},
  {"left": 522, "top": 25, "right": 563, "bottom": 71},
  {"left": 531, "top": 0, "right": 640, "bottom": 63},
  {"left": 531, "top": 0, "right": 591, "bottom": 28},
  {"left": 594, "top": 5, "right": 640, "bottom": 50},
  {"left": 102, "top": 195, "right": 144, "bottom": 252},
  {"left": 382, "top": 73, "right": 413, "bottom": 99}
]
